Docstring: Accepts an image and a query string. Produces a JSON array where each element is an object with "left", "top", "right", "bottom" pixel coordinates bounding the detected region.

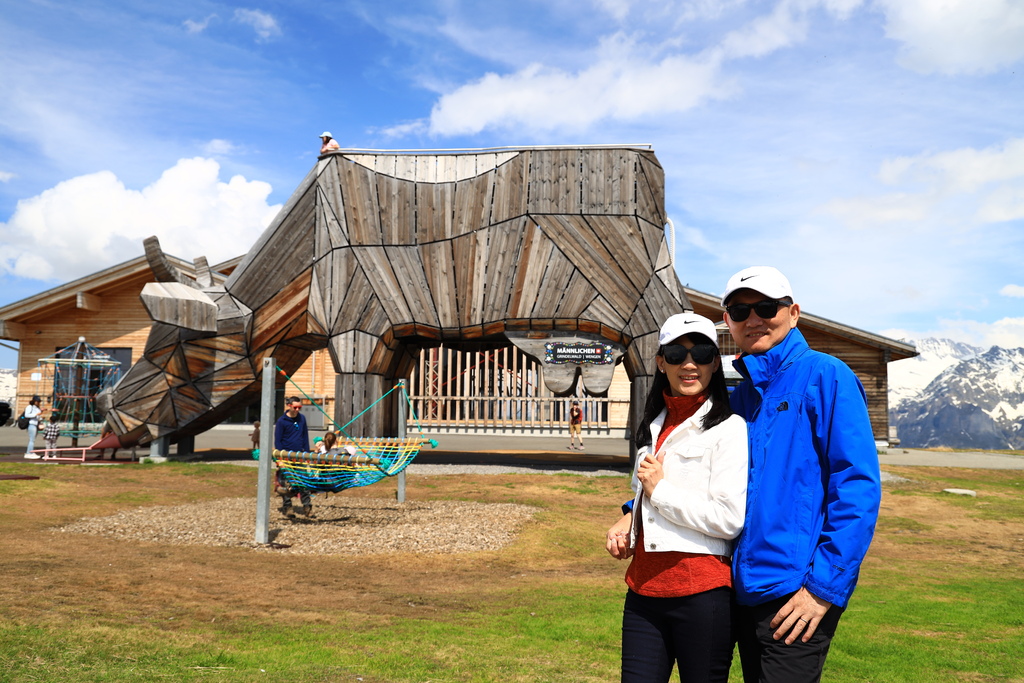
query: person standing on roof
[
  {"left": 722, "top": 266, "right": 881, "bottom": 683},
  {"left": 319, "top": 131, "right": 340, "bottom": 154}
]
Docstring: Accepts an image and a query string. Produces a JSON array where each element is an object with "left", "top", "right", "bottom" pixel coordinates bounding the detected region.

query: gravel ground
[
  {"left": 54, "top": 465, "right": 906, "bottom": 557},
  {"left": 204, "top": 461, "right": 628, "bottom": 478},
  {"left": 57, "top": 496, "right": 538, "bottom": 556}
]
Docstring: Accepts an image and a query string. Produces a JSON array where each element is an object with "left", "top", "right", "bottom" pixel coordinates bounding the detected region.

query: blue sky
[{"left": 2, "top": 0, "right": 1024, "bottom": 370}]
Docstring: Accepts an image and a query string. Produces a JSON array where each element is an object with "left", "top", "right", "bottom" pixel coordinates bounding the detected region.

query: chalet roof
[
  {"left": 0, "top": 252, "right": 237, "bottom": 340},
  {"left": 684, "top": 287, "right": 919, "bottom": 361}
]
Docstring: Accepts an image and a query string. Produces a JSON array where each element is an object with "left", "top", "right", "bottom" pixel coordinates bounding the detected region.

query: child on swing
[{"left": 316, "top": 431, "right": 338, "bottom": 454}]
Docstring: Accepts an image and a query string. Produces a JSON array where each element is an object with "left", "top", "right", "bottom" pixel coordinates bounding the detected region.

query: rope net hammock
[{"left": 260, "top": 368, "right": 437, "bottom": 494}]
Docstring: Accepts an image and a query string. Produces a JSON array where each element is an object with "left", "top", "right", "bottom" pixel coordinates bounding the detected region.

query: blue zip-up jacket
[
  {"left": 274, "top": 411, "right": 309, "bottom": 453},
  {"left": 729, "top": 328, "right": 881, "bottom": 609}
]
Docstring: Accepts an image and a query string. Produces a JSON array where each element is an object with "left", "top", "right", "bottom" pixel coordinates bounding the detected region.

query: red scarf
[{"left": 625, "top": 390, "right": 732, "bottom": 597}]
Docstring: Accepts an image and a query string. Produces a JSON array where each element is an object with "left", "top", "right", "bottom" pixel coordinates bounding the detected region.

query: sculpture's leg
[{"left": 334, "top": 373, "right": 392, "bottom": 438}]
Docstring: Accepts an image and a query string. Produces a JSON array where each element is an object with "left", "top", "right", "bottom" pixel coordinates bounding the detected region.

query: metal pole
[
  {"left": 255, "top": 357, "right": 275, "bottom": 544},
  {"left": 396, "top": 379, "right": 407, "bottom": 503}
]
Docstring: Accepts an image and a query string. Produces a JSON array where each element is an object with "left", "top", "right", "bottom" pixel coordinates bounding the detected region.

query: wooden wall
[{"left": 12, "top": 272, "right": 155, "bottom": 415}]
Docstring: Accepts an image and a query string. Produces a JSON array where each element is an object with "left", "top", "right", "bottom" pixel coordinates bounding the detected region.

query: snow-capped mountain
[
  {"left": 888, "top": 338, "right": 983, "bottom": 409},
  {"left": 890, "top": 345, "right": 1024, "bottom": 450}
]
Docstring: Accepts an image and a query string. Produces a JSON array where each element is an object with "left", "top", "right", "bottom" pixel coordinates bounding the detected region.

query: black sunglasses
[
  {"left": 726, "top": 299, "right": 791, "bottom": 322},
  {"left": 662, "top": 343, "right": 718, "bottom": 366}
]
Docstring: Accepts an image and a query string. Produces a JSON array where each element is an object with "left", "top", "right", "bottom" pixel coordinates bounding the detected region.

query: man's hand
[
  {"left": 605, "top": 512, "right": 634, "bottom": 559},
  {"left": 770, "top": 587, "right": 832, "bottom": 644}
]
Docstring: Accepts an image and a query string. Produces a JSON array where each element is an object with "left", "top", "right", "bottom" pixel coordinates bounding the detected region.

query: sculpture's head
[{"left": 101, "top": 237, "right": 258, "bottom": 441}]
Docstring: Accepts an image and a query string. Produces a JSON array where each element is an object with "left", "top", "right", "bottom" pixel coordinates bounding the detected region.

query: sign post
[{"left": 255, "top": 357, "right": 275, "bottom": 544}]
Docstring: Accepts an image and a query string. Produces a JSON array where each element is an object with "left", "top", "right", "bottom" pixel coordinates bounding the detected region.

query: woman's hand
[
  {"left": 605, "top": 512, "right": 633, "bottom": 559},
  {"left": 637, "top": 453, "right": 665, "bottom": 499}
]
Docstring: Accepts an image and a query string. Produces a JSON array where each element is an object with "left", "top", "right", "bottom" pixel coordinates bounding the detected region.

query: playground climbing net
[{"left": 37, "top": 339, "right": 121, "bottom": 439}]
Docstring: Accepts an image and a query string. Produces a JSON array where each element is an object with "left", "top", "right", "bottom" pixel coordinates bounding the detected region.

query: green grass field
[{"left": 1, "top": 461, "right": 1021, "bottom": 682}]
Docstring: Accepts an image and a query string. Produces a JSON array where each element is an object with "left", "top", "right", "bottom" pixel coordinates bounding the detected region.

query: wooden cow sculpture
[{"left": 104, "top": 146, "right": 691, "bottom": 444}]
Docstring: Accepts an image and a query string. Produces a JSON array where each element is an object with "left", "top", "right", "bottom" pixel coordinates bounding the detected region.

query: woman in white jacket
[{"left": 606, "top": 312, "right": 748, "bottom": 682}]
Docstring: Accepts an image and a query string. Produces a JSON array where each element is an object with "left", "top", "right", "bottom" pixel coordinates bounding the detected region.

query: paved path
[
  {"left": 1, "top": 424, "right": 1022, "bottom": 470},
  {"left": 879, "top": 448, "right": 1024, "bottom": 469}
]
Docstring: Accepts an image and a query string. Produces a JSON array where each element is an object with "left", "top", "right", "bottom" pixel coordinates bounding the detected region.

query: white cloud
[
  {"left": 184, "top": 14, "right": 217, "bottom": 34},
  {"left": 0, "top": 158, "right": 281, "bottom": 282},
  {"left": 882, "top": 317, "right": 1024, "bottom": 350},
  {"left": 593, "top": 0, "right": 633, "bottom": 22},
  {"left": 1001, "top": 284, "right": 1024, "bottom": 298},
  {"left": 984, "top": 317, "right": 1024, "bottom": 349},
  {"left": 0, "top": 171, "right": 14, "bottom": 182},
  {"left": 426, "top": 0, "right": 866, "bottom": 136},
  {"left": 875, "top": 0, "right": 1024, "bottom": 75},
  {"left": 234, "top": 9, "right": 282, "bottom": 41},
  {"left": 825, "top": 137, "right": 1024, "bottom": 229},
  {"left": 717, "top": 0, "right": 810, "bottom": 60},
  {"left": 202, "top": 139, "right": 238, "bottom": 156},
  {"left": 822, "top": 191, "right": 932, "bottom": 229},
  {"left": 879, "top": 138, "right": 1024, "bottom": 194},
  {"left": 429, "top": 33, "right": 728, "bottom": 135},
  {"left": 377, "top": 120, "right": 429, "bottom": 139}
]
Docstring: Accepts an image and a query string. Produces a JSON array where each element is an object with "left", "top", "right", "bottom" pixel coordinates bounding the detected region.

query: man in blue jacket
[
  {"left": 274, "top": 396, "right": 312, "bottom": 517},
  {"left": 722, "top": 266, "right": 881, "bottom": 683}
]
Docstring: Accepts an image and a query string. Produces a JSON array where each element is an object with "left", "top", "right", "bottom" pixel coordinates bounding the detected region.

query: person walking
[
  {"left": 567, "top": 400, "right": 584, "bottom": 450},
  {"left": 22, "top": 396, "right": 45, "bottom": 459},
  {"left": 721, "top": 266, "right": 881, "bottom": 683},
  {"left": 606, "top": 312, "right": 748, "bottom": 682},
  {"left": 42, "top": 413, "right": 61, "bottom": 456},
  {"left": 249, "top": 420, "right": 261, "bottom": 453},
  {"left": 274, "top": 396, "right": 313, "bottom": 517}
]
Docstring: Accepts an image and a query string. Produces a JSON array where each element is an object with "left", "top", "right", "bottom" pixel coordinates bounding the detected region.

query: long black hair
[{"left": 634, "top": 333, "right": 733, "bottom": 450}]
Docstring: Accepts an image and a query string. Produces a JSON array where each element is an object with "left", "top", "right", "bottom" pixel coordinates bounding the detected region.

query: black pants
[
  {"left": 621, "top": 588, "right": 734, "bottom": 683},
  {"left": 735, "top": 594, "right": 844, "bottom": 683}
]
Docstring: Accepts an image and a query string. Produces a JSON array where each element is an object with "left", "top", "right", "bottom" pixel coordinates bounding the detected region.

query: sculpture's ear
[{"left": 144, "top": 235, "right": 208, "bottom": 289}]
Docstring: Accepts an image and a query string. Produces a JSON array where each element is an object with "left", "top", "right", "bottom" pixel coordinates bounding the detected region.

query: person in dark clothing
[{"left": 274, "top": 396, "right": 313, "bottom": 518}]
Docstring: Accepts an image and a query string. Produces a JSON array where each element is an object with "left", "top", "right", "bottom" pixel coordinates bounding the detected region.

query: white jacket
[{"left": 630, "top": 401, "right": 748, "bottom": 557}]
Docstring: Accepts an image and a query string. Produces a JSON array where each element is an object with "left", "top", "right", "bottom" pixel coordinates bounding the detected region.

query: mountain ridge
[{"left": 889, "top": 340, "right": 1024, "bottom": 450}]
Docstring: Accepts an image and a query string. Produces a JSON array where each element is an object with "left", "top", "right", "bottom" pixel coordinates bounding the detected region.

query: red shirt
[{"left": 625, "top": 391, "right": 733, "bottom": 597}]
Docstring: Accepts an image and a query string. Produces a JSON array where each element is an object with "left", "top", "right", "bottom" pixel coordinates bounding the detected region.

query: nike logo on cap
[{"left": 740, "top": 275, "right": 756, "bottom": 281}]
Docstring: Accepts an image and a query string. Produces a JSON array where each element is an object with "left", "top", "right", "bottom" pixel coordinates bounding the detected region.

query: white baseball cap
[
  {"left": 658, "top": 312, "right": 720, "bottom": 348},
  {"left": 320, "top": 131, "right": 333, "bottom": 139},
  {"left": 721, "top": 266, "right": 793, "bottom": 306}
]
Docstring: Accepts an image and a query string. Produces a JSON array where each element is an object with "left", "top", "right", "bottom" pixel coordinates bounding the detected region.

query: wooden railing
[{"left": 407, "top": 395, "right": 627, "bottom": 431}]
